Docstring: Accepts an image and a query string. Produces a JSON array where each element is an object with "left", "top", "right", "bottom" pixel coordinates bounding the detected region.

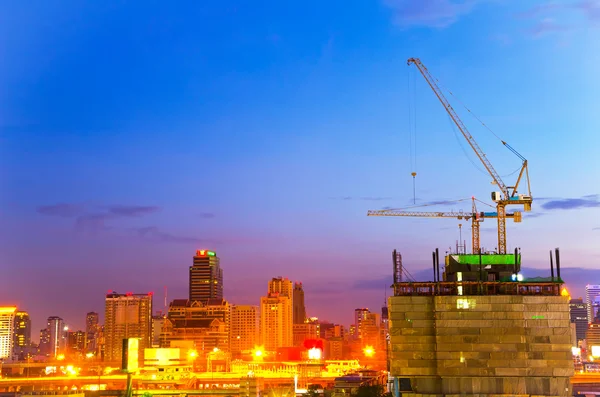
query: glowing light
[
  {"left": 188, "top": 349, "right": 198, "bottom": 359},
  {"left": 363, "top": 346, "right": 375, "bottom": 358},
  {"left": 307, "top": 348, "right": 322, "bottom": 360},
  {"left": 56, "top": 354, "right": 65, "bottom": 361},
  {"left": 561, "top": 287, "right": 570, "bottom": 298},
  {"left": 213, "top": 347, "right": 220, "bottom": 352},
  {"left": 592, "top": 346, "right": 600, "bottom": 358},
  {"left": 253, "top": 346, "right": 264, "bottom": 359},
  {"left": 85, "top": 352, "right": 95, "bottom": 358},
  {"left": 572, "top": 347, "right": 581, "bottom": 356}
]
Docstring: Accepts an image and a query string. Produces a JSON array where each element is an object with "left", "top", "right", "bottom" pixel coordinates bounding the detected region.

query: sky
[{"left": 1, "top": 0, "right": 600, "bottom": 336}]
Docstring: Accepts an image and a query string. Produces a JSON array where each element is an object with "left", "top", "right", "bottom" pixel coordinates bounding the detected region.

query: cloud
[
  {"left": 523, "top": 212, "right": 545, "bottom": 218},
  {"left": 107, "top": 205, "right": 160, "bottom": 217},
  {"left": 353, "top": 276, "right": 393, "bottom": 290},
  {"left": 198, "top": 212, "right": 215, "bottom": 219},
  {"left": 540, "top": 194, "right": 600, "bottom": 210},
  {"left": 37, "top": 202, "right": 161, "bottom": 234},
  {"left": 593, "top": 227, "right": 600, "bottom": 231},
  {"left": 515, "top": 2, "right": 563, "bottom": 18},
  {"left": 528, "top": 18, "right": 571, "bottom": 38},
  {"left": 576, "top": 0, "right": 600, "bottom": 22},
  {"left": 37, "top": 203, "right": 85, "bottom": 218},
  {"left": 331, "top": 196, "right": 393, "bottom": 201},
  {"left": 135, "top": 226, "right": 205, "bottom": 244},
  {"left": 383, "top": 0, "right": 481, "bottom": 28}
]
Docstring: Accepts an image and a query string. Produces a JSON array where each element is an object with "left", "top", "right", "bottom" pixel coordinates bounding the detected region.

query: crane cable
[
  {"left": 408, "top": 66, "right": 418, "bottom": 203},
  {"left": 433, "top": 75, "right": 527, "bottom": 162}
]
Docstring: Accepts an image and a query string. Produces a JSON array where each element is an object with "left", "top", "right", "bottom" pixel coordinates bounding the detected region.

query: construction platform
[{"left": 388, "top": 252, "right": 574, "bottom": 397}]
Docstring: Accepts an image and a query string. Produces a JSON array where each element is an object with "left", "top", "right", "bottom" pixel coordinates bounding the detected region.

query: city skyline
[{"left": 2, "top": 2, "right": 600, "bottom": 335}]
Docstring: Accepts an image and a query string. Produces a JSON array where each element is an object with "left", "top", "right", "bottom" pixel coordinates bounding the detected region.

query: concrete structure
[
  {"left": 293, "top": 282, "right": 306, "bottom": 324},
  {"left": 388, "top": 252, "right": 574, "bottom": 397},
  {"left": 104, "top": 292, "right": 152, "bottom": 363},
  {"left": 0, "top": 307, "right": 17, "bottom": 359},
  {"left": 190, "top": 249, "right": 223, "bottom": 303},
  {"left": 230, "top": 305, "right": 258, "bottom": 356},
  {"left": 570, "top": 298, "right": 588, "bottom": 342}
]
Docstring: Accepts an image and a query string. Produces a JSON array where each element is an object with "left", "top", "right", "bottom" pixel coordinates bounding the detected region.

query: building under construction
[{"left": 388, "top": 250, "right": 574, "bottom": 397}]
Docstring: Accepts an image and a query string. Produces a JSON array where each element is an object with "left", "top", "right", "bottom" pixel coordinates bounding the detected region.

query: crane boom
[
  {"left": 406, "top": 58, "right": 532, "bottom": 254},
  {"left": 407, "top": 58, "right": 509, "bottom": 198},
  {"left": 367, "top": 206, "right": 521, "bottom": 254}
]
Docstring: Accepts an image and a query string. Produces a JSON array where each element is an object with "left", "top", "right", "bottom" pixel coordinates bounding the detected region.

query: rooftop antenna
[{"left": 164, "top": 286, "right": 168, "bottom": 312}]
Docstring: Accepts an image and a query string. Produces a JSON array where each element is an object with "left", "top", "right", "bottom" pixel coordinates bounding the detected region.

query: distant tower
[
  {"left": 354, "top": 308, "right": 370, "bottom": 340},
  {"left": 0, "top": 307, "right": 17, "bottom": 359},
  {"left": 190, "top": 250, "right": 223, "bottom": 303},
  {"left": 104, "top": 292, "right": 152, "bottom": 363},
  {"left": 260, "top": 277, "right": 294, "bottom": 350},
  {"left": 230, "top": 305, "right": 259, "bottom": 357},
  {"left": 569, "top": 299, "right": 588, "bottom": 342},
  {"left": 293, "top": 282, "right": 306, "bottom": 324},
  {"left": 47, "top": 316, "right": 66, "bottom": 358},
  {"left": 13, "top": 311, "right": 31, "bottom": 358},
  {"left": 85, "top": 312, "right": 99, "bottom": 353},
  {"left": 586, "top": 284, "right": 600, "bottom": 322}
]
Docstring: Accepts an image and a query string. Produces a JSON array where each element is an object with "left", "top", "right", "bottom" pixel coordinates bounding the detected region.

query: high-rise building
[
  {"left": 0, "top": 307, "right": 17, "bottom": 359},
  {"left": 85, "top": 312, "right": 99, "bottom": 353},
  {"left": 67, "top": 331, "right": 86, "bottom": 354},
  {"left": 104, "top": 292, "right": 152, "bottom": 363},
  {"left": 268, "top": 277, "right": 293, "bottom": 299},
  {"left": 354, "top": 308, "right": 370, "bottom": 339},
  {"left": 569, "top": 298, "right": 588, "bottom": 342},
  {"left": 190, "top": 250, "right": 223, "bottom": 303},
  {"left": 260, "top": 293, "right": 293, "bottom": 350},
  {"left": 586, "top": 284, "right": 600, "bottom": 322},
  {"left": 47, "top": 316, "right": 67, "bottom": 358},
  {"left": 230, "top": 305, "right": 258, "bottom": 356},
  {"left": 13, "top": 311, "right": 31, "bottom": 358},
  {"left": 293, "top": 282, "right": 306, "bottom": 324},
  {"left": 152, "top": 314, "right": 166, "bottom": 348},
  {"left": 39, "top": 328, "right": 50, "bottom": 356}
]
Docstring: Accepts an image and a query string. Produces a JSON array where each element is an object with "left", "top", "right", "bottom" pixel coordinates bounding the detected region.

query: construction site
[{"left": 369, "top": 58, "right": 574, "bottom": 397}]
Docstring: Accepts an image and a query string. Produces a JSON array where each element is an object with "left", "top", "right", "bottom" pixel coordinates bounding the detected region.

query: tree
[{"left": 354, "top": 385, "right": 385, "bottom": 397}]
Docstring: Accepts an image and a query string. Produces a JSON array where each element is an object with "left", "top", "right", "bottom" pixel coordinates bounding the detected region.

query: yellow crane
[
  {"left": 368, "top": 197, "right": 522, "bottom": 254},
  {"left": 406, "top": 58, "right": 532, "bottom": 254}
]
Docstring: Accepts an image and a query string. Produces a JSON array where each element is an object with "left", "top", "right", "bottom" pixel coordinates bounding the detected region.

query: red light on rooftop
[
  {"left": 148, "top": 292, "right": 154, "bottom": 296},
  {"left": 196, "top": 250, "right": 207, "bottom": 256}
]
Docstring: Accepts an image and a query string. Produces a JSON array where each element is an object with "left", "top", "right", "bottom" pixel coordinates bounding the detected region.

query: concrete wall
[{"left": 389, "top": 294, "right": 574, "bottom": 397}]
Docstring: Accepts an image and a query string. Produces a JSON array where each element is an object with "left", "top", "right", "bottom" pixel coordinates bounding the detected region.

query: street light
[{"left": 363, "top": 346, "right": 375, "bottom": 358}]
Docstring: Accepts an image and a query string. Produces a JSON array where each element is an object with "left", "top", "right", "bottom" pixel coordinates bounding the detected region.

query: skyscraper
[
  {"left": 293, "top": 282, "right": 306, "bottom": 324},
  {"left": 569, "top": 298, "right": 588, "bottom": 342},
  {"left": 190, "top": 250, "right": 223, "bottom": 303},
  {"left": 13, "top": 311, "right": 31, "bottom": 359},
  {"left": 260, "top": 294, "right": 293, "bottom": 350},
  {"left": 39, "top": 328, "right": 50, "bottom": 356},
  {"left": 354, "top": 308, "right": 370, "bottom": 339},
  {"left": 47, "top": 316, "right": 66, "bottom": 358},
  {"left": 0, "top": 307, "right": 17, "bottom": 359},
  {"left": 268, "top": 277, "right": 293, "bottom": 299},
  {"left": 86, "top": 312, "right": 99, "bottom": 353},
  {"left": 104, "top": 292, "right": 152, "bottom": 363},
  {"left": 230, "top": 305, "right": 259, "bottom": 356},
  {"left": 586, "top": 284, "right": 600, "bottom": 322}
]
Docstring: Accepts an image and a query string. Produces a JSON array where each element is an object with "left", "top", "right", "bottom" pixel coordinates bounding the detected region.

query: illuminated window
[{"left": 456, "top": 299, "right": 470, "bottom": 309}]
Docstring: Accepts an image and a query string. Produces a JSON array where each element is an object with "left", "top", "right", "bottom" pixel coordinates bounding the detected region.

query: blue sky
[{"left": 1, "top": 0, "right": 600, "bottom": 334}]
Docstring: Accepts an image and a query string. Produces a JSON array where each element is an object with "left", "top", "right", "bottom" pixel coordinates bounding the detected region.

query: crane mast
[{"left": 406, "top": 58, "right": 532, "bottom": 254}]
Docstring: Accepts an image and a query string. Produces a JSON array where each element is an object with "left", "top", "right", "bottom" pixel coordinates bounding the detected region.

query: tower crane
[
  {"left": 367, "top": 197, "right": 522, "bottom": 254},
  {"left": 406, "top": 58, "right": 532, "bottom": 254}
]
